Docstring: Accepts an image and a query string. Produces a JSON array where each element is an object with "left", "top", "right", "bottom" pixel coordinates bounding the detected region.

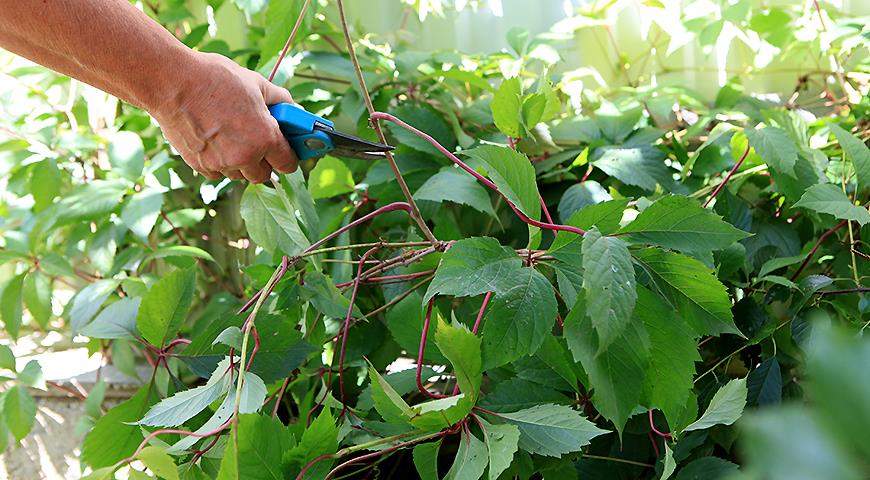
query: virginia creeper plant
[{"left": 0, "top": 1, "right": 869, "bottom": 479}]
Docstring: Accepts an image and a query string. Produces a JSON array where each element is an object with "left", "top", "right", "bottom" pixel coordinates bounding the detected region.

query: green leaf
[
  {"left": 491, "top": 77, "right": 523, "bottom": 138},
  {"left": 216, "top": 414, "right": 295, "bottom": 480},
  {"left": 260, "top": 0, "right": 313, "bottom": 66},
  {"left": 240, "top": 183, "right": 309, "bottom": 255},
  {"left": 557, "top": 181, "right": 612, "bottom": 223},
  {"left": 0, "top": 344, "right": 14, "bottom": 371},
  {"left": 139, "top": 358, "right": 233, "bottom": 427},
  {"left": 553, "top": 200, "right": 629, "bottom": 250},
  {"left": 674, "top": 457, "right": 740, "bottom": 480},
  {"left": 1, "top": 273, "right": 25, "bottom": 339},
  {"left": 386, "top": 292, "right": 446, "bottom": 364},
  {"left": 805, "top": 329, "right": 870, "bottom": 459},
  {"left": 80, "top": 467, "right": 116, "bottom": 480},
  {"left": 108, "top": 131, "right": 145, "bottom": 180},
  {"left": 4, "top": 385, "right": 36, "bottom": 441},
  {"left": 593, "top": 145, "right": 668, "bottom": 191},
  {"left": 300, "top": 271, "right": 361, "bottom": 319},
  {"left": 82, "top": 386, "right": 158, "bottom": 468},
  {"left": 481, "top": 267, "right": 557, "bottom": 368},
  {"left": 367, "top": 365, "right": 416, "bottom": 425},
  {"left": 415, "top": 167, "right": 496, "bottom": 216},
  {"left": 30, "top": 159, "right": 62, "bottom": 212},
  {"left": 80, "top": 297, "right": 141, "bottom": 340},
  {"left": 166, "top": 371, "right": 266, "bottom": 454},
  {"left": 284, "top": 409, "right": 338, "bottom": 474},
  {"left": 181, "top": 312, "right": 314, "bottom": 384},
  {"left": 212, "top": 327, "right": 243, "bottom": 350},
  {"left": 827, "top": 122, "right": 870, "bottom": 193},
  {"left": 435, "top": 318, "right": 483, "bottom": 406},
  {"left": 661, "top": 442, "right": 677, "bottom": 480},
  {"left": 747, "top": 358, "right": 782, "bottom": 406},
  {"left": 581, "top": 228, "right": 636, "bottom": 352},
  {"left": 308, "top": 156, "right": 354, "bottom": 200},
  {"left": 741, "top": 406, "right": 863, "bottom": 480},
  {"left": 282, "top": 170, "right": 320, "bottom": 241},
  {"left": 388, "top": 104, "right": 457, "bottom": 155},
  {"left": 425, "top": 237, "right": 521, "bottom": 302},
  {"left": 481, "top": 419, "right": 520, "bottom": 480},
  {"left": 745, "top": 125, "right": 797, "bottom": 177},
  {"left": 137, "top": 446, "right": 179, "bottom": 480},
  {"left": 497, "top": 404, "right": 608, "bottom": 457},
  {"left": 521, "top": 93, "right": 547, "bottom": 130},
  {"left": 17, "top": 360, "right": 45, "bottom": 389},
  {"left": 144, "top": 246, "right": 216, "bottom": 264},
  {"left": 464, "top": 145, "right": 541, "bottom": 221},
  {"left": 633, "top": 248, "right": 741, "bottom": 337},
  {"left": 121, "top": 189, "right": 163, "bottom": 241},
  {"left": 618, "top": 196, "right": 751, "bottom": 253},
  {"left": 23, "top": 271, "right": 51, "bottom": 328},
  {"left": 137, "top": 268, "right": 196, "bottom": 347},
  {"left": 683, "top": 378, "right": 747, "bottom": 432},
  {"left": 444, "top": 430, "right": 488, "bottom": 480},
  {"left": 793, "top": 184, "right": 870, "bottom": 225},
  {"left": 70, "top": 279, "right": 120, "bottom": 334},
  {"left": 413, "top": 441, "right": 442, "bottom": 480},
  {"left": 564, "top": 294, "right": 649, "bottom": 434},
  {"left": 638, "top": 287, "right": 700, "bottom": 427},
  {"left": 479, "top": 378, "right": 570, "bottom": 413}
]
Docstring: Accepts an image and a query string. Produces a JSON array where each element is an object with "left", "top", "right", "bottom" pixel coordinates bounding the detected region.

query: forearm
[{"left": 0, "top": 0, "right": 192, "bottom": 113}]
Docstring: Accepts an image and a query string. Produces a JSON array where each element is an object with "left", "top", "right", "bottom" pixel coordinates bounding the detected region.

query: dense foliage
[{"left": 1, "top": 0, "right": 869, "bottom": 479}]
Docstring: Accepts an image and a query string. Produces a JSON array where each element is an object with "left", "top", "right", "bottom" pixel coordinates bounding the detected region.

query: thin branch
[
  {"left": 335, "top": 0, "right": 437, "bottom": 244},
  {"left": 790, "top": 219, "right": 849, "bottom": 281},
  {"left": 267, "top": 0, "right": 313, "bottom": 82},
  {"left": 703, "top": 143, "right": 751, "bottom": 208}
]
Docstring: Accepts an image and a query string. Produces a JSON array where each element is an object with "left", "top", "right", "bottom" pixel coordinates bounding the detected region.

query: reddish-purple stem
[
  {"left": 267, "top": 0, "right": 312, "bottom": 82},
  {"left": 416, "top": 299, "right": 444, "bottom": 400},
  {"left": 370, "top": 112, "right": 585, "bottom": 237},
  {"left": 450, "top": 291, "right": 492, "bottom": 396},
  {"left": 790, "top": 219, "right": 849, "bottom": 281},
  {"left": 238, "top": 203, "right": 413, "bottom": 314},
  {"left": 648, "top": 409, "right": 672, "bottom": 439},
  {"left": 334, "top": 269, "right": 435, "bottom": 289},
  {"left": 703, "top": 143, "right": 751, "bottom": 208},
  {"left": 647, "top": 430, "right": 661, "bottom": 458},
  {"left": 338, "top": 246, "right": 382, "bottom": 408}
]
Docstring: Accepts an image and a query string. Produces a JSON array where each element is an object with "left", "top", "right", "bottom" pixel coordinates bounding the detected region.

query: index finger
[{"left": 264, "top": 124, "right": 298, "bottom": 174}]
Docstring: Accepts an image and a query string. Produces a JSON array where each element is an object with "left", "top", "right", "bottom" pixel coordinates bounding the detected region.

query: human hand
[{"left": 151, "top": 52, "right": 298, "bottom": 183}]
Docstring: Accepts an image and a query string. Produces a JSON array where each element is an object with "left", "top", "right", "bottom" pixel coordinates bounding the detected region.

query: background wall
[{"left": 345, "top": 0, "right": 870, "bottom": 100}]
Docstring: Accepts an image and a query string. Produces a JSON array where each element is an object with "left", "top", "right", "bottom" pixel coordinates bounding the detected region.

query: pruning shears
[{"left": 269, "top": 103, "right": 394, "bottom": 161}]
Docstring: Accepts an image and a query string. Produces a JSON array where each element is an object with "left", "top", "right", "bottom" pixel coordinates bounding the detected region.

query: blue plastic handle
[{"left": 268, "top": 103, "right": 334, "bottom": 161}]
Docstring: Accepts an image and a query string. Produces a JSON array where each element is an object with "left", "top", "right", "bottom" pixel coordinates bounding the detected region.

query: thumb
[{"left": 261, "top": 78, "right": 294, "bottom": 106}]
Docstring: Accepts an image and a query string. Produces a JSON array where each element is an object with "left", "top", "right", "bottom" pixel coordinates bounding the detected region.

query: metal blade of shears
[{"left": 313, "top": 124, "right": 394, "bottom": 160}]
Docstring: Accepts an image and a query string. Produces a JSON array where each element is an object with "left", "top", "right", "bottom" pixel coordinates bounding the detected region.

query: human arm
[{"left": 0, "top": 0, "right": 297, "bottom": 182}]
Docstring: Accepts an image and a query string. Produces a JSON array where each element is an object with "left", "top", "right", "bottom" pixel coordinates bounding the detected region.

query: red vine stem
[
  {"left": 790, "top": 219, "right": 849, "bottom": 280},
  {"left": 648, "top": 409, "right": 672, "bottom": 439},
  {"left": 338, "top": 245, "right": 382, "bottom": 409},
  {"left": 370, "top": 112, "right": 586, "bottom": 237},
  {"left": 237, "top": 202, "right": 413, "bottom": 315},
  {"left": 703, "top": 143, "right": 751, "bottom": 208},
  {"left": 471, "top": 291, "right": 492, "bottom": 335},
  {"left": 416, "top": 299, "right": 444, "bottom": 400},
  {"left": 449, "top": 291, "right": 492, "bottom": 396},
  {"left": 267, "top": 0, "right": 313, "bottom": 82},
  {"left": 334, "top": 269, "right": 434, "bottom": 289}
]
